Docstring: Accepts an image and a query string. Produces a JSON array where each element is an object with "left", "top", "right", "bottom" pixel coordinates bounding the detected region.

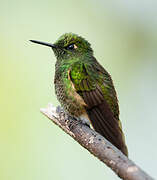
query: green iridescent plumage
[{"left": 31, "top": 33, "right": 128, "bottom": 156}]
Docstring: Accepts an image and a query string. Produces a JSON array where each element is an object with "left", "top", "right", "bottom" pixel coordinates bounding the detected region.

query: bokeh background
[{"left": 1, "top": 0, "right": 157, "bottom": 179}]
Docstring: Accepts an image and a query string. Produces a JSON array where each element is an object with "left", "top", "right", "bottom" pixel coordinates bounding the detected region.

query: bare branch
[{"left": 40, "top": 103, "right": 154, "bottom": 180}]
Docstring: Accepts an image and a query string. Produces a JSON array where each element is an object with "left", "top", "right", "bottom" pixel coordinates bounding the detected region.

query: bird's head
[{"left": 30, "top": 33, "right": 93, "bottom": 61}]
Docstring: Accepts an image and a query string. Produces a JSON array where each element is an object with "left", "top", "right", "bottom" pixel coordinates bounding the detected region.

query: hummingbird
[{"left": 30, "top": 33, "right": 128, "bottom": 156}]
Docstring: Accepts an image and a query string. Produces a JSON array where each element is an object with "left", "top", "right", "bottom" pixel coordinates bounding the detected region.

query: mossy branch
[{"left": 40, "top": 103, "right": 154, "bottom": 180}]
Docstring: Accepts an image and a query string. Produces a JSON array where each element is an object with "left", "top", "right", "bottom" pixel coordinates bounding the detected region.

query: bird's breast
[{"left": 54, "top": 70, "right": 86, "bottom": 117}]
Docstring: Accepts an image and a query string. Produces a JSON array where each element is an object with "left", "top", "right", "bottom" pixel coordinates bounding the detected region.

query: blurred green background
[{"left": 0, "top": 0, "right": 157, "bottom": 179}]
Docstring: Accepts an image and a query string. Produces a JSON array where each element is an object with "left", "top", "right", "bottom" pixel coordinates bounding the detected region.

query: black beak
[{"left": 30, "top": 40, "right": 56, "bottom": 48}]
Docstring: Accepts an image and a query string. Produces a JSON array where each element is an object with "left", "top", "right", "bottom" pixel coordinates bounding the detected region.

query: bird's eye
[{"left": 66, "top": 44, "right": 77, "bottom": 50}]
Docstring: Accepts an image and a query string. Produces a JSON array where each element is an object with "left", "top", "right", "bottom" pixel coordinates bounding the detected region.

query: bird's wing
[{"left": 69, "top": 61, "right": 128, "bottom": 156}]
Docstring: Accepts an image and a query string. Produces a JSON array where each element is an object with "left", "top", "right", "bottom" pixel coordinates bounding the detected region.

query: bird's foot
[
  {"left": 55, "top": 106, "right": 90, "bottom": 130},
  {"left": 78, "top": 115, "right": 91, "bottom": 128},
  {"left": 67, "top": 116, "right": 90, "bottom": 131}
]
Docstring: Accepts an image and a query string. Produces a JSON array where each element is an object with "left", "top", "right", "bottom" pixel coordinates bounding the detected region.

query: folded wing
[{"left": 69, "top": 61, "right": 128, "bottom": 156}]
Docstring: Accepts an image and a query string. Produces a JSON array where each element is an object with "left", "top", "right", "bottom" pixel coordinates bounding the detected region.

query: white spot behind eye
[{"left": 74, "top": 44, "right": 77, "bottom": 49}]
